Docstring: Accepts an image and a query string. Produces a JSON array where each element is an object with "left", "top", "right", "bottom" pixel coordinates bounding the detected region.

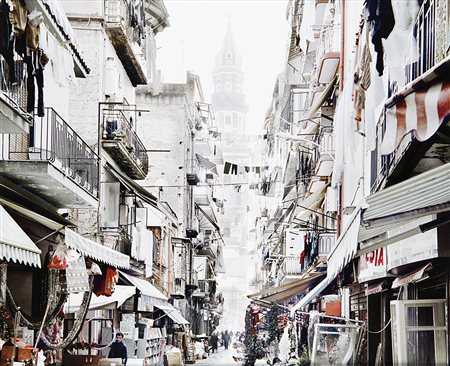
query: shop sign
[
  {"left": 387, "top": 215, "right": 438, "bottom": 271},
  {"left": 358, "top": 247, "right": 387, "bottom": 282}
]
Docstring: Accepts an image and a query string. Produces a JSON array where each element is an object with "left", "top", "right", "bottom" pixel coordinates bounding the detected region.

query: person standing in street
[
  {"left": 210, "top": 332, "right": 219, "bottom": 353},
  {"left": 108, "top": 332, "right": 128, "bottom": 365},
  {"left": 223, "top": 330, "right": 231, "bottom": 350}
]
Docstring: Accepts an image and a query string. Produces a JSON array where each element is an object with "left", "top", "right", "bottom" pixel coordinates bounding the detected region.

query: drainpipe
[{"left": 339, "top": 0, "right": 346, "bottom": 92}]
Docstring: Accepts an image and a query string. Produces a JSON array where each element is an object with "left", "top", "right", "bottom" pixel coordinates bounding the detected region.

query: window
[
  {"left": 216, "top": 84, "right": 222, "bottom": 92},
  {"left": 391, "top": 299, "right": 447, "bottom": 365},
  {"left": 225, "top": 82, "right": 232, "bottom": 92}
]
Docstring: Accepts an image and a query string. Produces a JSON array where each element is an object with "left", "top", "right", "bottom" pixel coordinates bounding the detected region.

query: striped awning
[
  {"left": 380, "top": 55, "right": 450, "bottom": 155},
  {"left": 65, "top": 228, "right": 130, "bottom": 269},
  {"left": 0, "top": 206, "right": 41, "bottom": 267}
]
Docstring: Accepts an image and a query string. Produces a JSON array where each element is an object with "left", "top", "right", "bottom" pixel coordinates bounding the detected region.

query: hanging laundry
[
  {"left": 224, "top": 161, "right": 231, "bottom": 174},
  {"left": 9, "top": 0, "right": 28, "bottom": 34},
  {"left": 0, "top": 0, "right": 15, "bottom": 83},
  {"left": 366, "top": 0, "right": 395, "bottom": 76},
  {"left": 25, "top": 50, "right": 45, "bottom": 117}
]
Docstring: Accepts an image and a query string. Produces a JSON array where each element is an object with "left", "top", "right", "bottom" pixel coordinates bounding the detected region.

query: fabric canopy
[
  {"left": 105, "top": 163, "right": 158, "bottom": 207},
  {"left": 248, "top": 272, "right": 325, "bottom": 304},
  {"left": 381, "top": 55, "right": 450, "bottom": 155},
  {"left": 120, "top": 271, "right": 168, "bottom": 306},
  {"left": 290, "top": 276, "right": 333, "bottom": 315},
  {"left": 327, "top": 203, "right": 362, "bottom": 280},
  {"left": 64, "top": 285, "right": 136, "bottom": 313},
  {"left": 154, "top": 303, "right": 189, "bottom": 325},
  {"left": 196, "top": 154, "right": 218, "bottom": 175},
  {"left": 391, "top": 263, "right": 432, "bottom": 289},
  {"left": 0, "top": 206, "right": 42, "bottom": 267},
  {"left": 65, "top": 228, "right": 130, "bottom": 269},
  {"left": 292, "top": 184, "right": 329, "bottom": 225}
]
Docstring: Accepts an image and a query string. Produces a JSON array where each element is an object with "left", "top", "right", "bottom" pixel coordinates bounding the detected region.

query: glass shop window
[
  {"left": 391, "top": 299, "right": 447, "bottom": 365},
  {"left": 311, "top": 323, "right": 359, "bottom": 365}
]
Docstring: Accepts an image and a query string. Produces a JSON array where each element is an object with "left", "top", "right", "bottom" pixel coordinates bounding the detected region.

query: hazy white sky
[{"left": 156, "top": 0, "right": 290, "bottom": 132}]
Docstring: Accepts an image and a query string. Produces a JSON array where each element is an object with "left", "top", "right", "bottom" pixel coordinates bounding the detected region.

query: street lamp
[{"left": 276, "top": 132, "right": 335, "bottom": 162}]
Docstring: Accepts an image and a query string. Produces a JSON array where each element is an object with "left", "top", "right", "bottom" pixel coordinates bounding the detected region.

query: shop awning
[
  {"left": 391, "top": 263, "right": 432, "bottom": 289},
  {"left": 363, "top": 163, "right": 450, "bottom": 228},
  {"left": 105, "top": 163, "right": 158, "bottom": 208},
  {"left": 120, "top": 272, "right": 168, "bottom": 307},
  {"left": 154, "top": 304, "right": 189, "bottom": 325},
  {"left": 366, "top": 281, "right": 387, "bottom": 296},
  {"left": 290, "top": 276, "right": 333, "bottom": 315},
  {"left": 0, "top": 206, "right": 42, "bottom": 268},
  {"left": 248, "top": 272, "right": 325, "bottom": 304},
  {"left": 380, "top": 55, "right": 450, "bottom": 155},
  {"left": 64, "top": 285, "right": 136, "bottom": 313},
  {"left": 65, "top": 228, "right": 130, "bottom": 269},
  {"left": 327, "top": 203, "right": 362, "bottom": 280}
]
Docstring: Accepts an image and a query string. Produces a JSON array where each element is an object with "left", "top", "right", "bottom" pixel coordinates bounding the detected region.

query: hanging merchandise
[
  {"left": 48, "top": 243, "right": 69, "bottom": 270},
  {"left": 65, "top": 253, "right": 90, "bottom": 293},
  {"left": 93, "top": 267, "right": 118, "bottom": 296}
]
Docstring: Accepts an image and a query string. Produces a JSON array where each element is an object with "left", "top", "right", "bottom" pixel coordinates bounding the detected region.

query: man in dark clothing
[
  {"left": 223, "top": 330, "right": 231, "bottom": 350},
  {"left": 108, "top": 332, "right": 128, "bottom": 365},
  {"left": 210, "top": 332, "right": 219, "bottom": 353}
]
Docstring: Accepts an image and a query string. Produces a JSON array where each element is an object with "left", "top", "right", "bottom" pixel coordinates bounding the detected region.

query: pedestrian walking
[
  {"left": 210, "top": 332, "right": 219, "bottom": 353},
  {"left": 223, "top": 330, "right": 231, "bottom": 350},
  {"left": 108, "top": 332, "right": 128, "bottom": 365}
]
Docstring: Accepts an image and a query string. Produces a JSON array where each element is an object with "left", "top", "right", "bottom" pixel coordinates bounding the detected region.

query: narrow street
[{"left": 195, "top": 347, "right": 268, "bottom": 366}]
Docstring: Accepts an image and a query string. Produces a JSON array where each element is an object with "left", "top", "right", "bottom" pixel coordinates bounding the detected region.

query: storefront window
[
  {"left": 391, "top": 299, "right": 447, "bottom": 365},
  {"left": 311, "top": 323, "right": 359, "bottom": 365}
]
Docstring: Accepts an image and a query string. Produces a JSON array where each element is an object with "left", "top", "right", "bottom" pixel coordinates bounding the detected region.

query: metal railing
[
  {"left": 0, "top": 57, "right": 33, "bottom": 122},
  {"left": 0, "top": 107, "right": 99, "bottom": 197},
  {"left": 318, "top": 232, "right": 335, "bottom": 256},
  {"left": 101, "top": 108, "right": 149, "bottom": 174},
  {"left": 282, "top": 256, "right": 303, "bottom": 275},
  {"left": 405, "top": 0, "right": 436, "bottom": 84}
]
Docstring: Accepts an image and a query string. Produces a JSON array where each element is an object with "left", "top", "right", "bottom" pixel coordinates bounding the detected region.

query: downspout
[
  {"left": 337, "top": 0, "right": 346, "bottom": 236},
  {"left": 339, "top": 0, "right": 346, "bottom": 92},
  {"left": 168, "top": 225, "right": 172, "bottom": 295}
]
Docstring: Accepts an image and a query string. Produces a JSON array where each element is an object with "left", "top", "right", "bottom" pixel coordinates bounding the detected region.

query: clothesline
[{"left": 140, "top": 174, "right": 315, "bottom": 189}]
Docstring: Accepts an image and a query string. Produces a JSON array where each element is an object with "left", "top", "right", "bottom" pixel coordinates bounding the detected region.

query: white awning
[
  {"left": 154, "top": 304, "right": 189, "bottom": 325},
  {"left": 290, "top": 277, "right": 332, "bottom": 315},
  {"left": 327, "top": 204, "right": 362, "bottom": 280},
  {"left": 65, "top": 228, "right": 130, "bottom": 269},
  {"left": 0, "top": 206, "right": 41, "bottom": 267},
  {"left": 120, "top": 272, "right": 168, "bottom": 306},
  {"left": 64, "top": 285, "right": 135, "bottom": 313}
]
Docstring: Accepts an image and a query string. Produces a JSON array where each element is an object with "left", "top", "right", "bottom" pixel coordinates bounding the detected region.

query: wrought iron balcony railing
[{"left": 0, "top": 107, "right": 99, "bottom": 197}]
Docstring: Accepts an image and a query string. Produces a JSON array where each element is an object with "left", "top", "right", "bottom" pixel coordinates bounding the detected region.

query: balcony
[
  {"left": 101, "top": 106, "right": 149, "bottom": 179},
  {"left": 318, "top": 232, "right": 335, "bottom": 257},
  {"left": 282, "top": 256, "right": 303, "bottom": 275},
  {"left": 0, "top": 56, "right": 33, "bottom": 134},
  {"left": 0, "top": 108, "right": 99, "bottom": 208},
  {"left": 405, "top": 0, "right": 437, "bottom": 85},
  {"left": 194, "top": 132, "right": 214, "bottom": 157},
  {"left": 104, "top": 0, "right": 147, "bottom": 86},
  {"left": 315, "top": 131, "right": 334, "bottom": 177},
  {"left": 315, "top": 22, "right": 340, "bottom": 84}
]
